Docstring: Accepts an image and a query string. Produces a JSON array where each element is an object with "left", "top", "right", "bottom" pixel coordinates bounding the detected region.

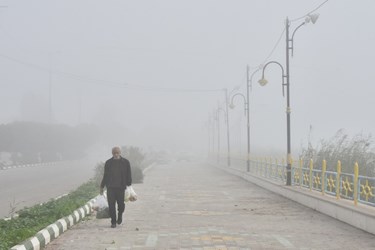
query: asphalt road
[{"left": 0, "top": 159, "right": 100, "bottom": 218}]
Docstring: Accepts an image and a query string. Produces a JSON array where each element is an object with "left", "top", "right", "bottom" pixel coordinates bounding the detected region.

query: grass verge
[{"left": 0, "top": 180, "right": 97, "bottom": 250}]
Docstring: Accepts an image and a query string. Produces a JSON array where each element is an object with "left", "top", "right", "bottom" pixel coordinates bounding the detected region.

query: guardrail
[{"left": 218, "top": 156, "right": 375, "bottom": 207}]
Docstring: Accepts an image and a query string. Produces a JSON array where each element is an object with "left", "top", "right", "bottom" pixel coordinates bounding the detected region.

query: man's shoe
[
  {"left": 111, "top": 224, "right": 116, "bottom": 228},
  {"left": 117, "top": 213, "right": 123, "bottom": 225}
]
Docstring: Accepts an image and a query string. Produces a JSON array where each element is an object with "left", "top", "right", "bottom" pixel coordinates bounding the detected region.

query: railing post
[
  {"left": 336, "top": 160, "right": 341, "bottom": 200},
  {"left": 309, "top": 159, "right": 313, "bottom": 191},
  {"left": 251, "top": 157, "right": 254, "bottom": 173},
  {"left": 354, "top": 162, "right": 359, "bottom": 206},
  {"left": 275, "top": 158, "right": 278, "bottom": 179},
  {"left": 269, "top": 157, "right": 272, "bottom": 178},
  {"left": 322, "top": 160, "right": 326, "bottom": 195},
  {"left": 282, "top": 158, "right": 286, "bottom": 181},
  {"left": 290, "top": 157, "right": 294, "bottom": 185},
  {"left": 262, "top": 157, "right": 265, "bottom": 176}
]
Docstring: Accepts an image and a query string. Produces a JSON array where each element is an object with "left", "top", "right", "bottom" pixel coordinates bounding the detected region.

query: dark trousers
[{"left": 107, "top": 187, "right": 125, "bottom": 224}]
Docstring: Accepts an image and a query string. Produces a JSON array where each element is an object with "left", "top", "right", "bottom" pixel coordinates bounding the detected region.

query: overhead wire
[
  {"left": 261, "top": 27, "right": 286, "bottom": 65},
  {"left": 290, "top": 0, "right": 329, "bottom": 22},
  {"left": 0, "top": 1, "right": 328, "bottom": 95},
  {"left": 0, "top": 52, "right": 223, "bottom": 93},
  {"left": 227, "top": 0, "right": 330, "bottom": 129},
  {"left": 247, "top": 0, "right": 329, "bottom": 72},
  {"left": 247, "top": 26, "right": 286, "bottom": 71}
]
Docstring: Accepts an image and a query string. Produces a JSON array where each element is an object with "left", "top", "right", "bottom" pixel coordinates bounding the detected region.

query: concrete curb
[
  {"left": 1, "top": 162, "right": 60, "bottom": 171},
  {"left": 10, "top": 196, "right": 99, "bottom": 250},
  {"left": 217, "top": 165, "right": 375, "bottom": 235},
  {"left": 142, "top": 162, "right": 157, "bottom": 174}
]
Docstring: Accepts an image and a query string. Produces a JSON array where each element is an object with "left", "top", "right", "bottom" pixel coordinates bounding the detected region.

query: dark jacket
[{"left": 100, "top": 157, "right": 132, "bottom": 189}]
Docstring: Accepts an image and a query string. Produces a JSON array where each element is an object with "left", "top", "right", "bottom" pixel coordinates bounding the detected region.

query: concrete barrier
[{"left": 218, "top": 165, "right": 375, "bottom": 235}]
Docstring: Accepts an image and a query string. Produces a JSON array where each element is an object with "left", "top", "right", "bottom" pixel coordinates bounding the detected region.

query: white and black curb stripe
[
  {"left": 10, "top": 197, "right": 99, "bottom": 250},
  {"left": 0, "top": 161, "right": 79, "bottom": 171},
  {"left": 142, "top": 162, "right": 156, "bottom": 174}
]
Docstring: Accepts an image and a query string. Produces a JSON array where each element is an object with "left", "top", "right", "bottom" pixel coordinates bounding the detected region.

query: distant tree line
[{"left": 0, "top": 121, "right": 98, "bottom": 164}]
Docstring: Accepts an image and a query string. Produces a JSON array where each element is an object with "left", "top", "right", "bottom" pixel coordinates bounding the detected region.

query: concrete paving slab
[{"left": 45, "top": 162, "right": 375, "bottom": 249}]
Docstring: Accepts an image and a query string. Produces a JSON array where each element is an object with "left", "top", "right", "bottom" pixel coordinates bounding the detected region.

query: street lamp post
[
  {"left": 230, "top": 91, "right": 248, "bottom": 170},
  {"left": 216, "top": 97, "right": 231, "bottom": 167},
  {"left": 230, "top": 66, "right": 262, "bottom": 172},
  {"left": 258, "top": 14, "right": 319, "bottom": 186},
  {"left": 206, "top": 118, "right": 212, "bottom": 158},
  {"left": 210, "top": 113, "right": 216, "bottom": 162},
  {"left": 216, "top": 102, "right": 231, "bottom": 167},
  {"left": 223, "top": 89, "right": 231, "bottom": 167},
  {"left": 214, "top": 108, "right": 220, "bottom": 164}
]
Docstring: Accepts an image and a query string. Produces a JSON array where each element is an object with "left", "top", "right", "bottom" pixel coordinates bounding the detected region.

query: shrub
[
  {"left": 94, "top": 146, "right": 146, "bottom": 185},
  {"left": 0, "top": 180, "right": 97, "bottom": 249},
  {"left": 299, "top": 129, "right": 375, "bottom": 176}
]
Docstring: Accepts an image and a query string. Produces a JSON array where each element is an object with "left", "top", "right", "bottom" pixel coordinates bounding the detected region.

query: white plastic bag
[
  {"left": 92, "top": 195, "right": 108, "bottom": 211},
  {"left": 125, "top": 186, "right": 137, "bottom": 202},
  {"left": 125, "top": 188, "right": 131, "bottom": 202},
  {"left": 93, "top": 195, "right": 110, "bottom": 219}
]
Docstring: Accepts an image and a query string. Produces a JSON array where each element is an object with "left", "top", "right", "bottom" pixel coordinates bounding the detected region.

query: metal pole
[
  {"left": 49, "top": 70, "right": 52, "bottom": 123},
  {"left": 224, "top": 89, "right": 231, "bottom": 167},
  {"left": 217, "top": 106, "right": 220, "bottom": 164},
  {"left": 78, "top": 88, "right": 82, "bottom": 124},
  {"left": 212, "top": 113, "right": 215, "bottom": 161},
  {"left": 208, "top": 120, "right": 211, "bottom": 158},
  {"left": 246, "top": 65, "right": 250, "bottom": 172},
  {"left": 285, "top": 17, "right": 292, "bottom": 186}
]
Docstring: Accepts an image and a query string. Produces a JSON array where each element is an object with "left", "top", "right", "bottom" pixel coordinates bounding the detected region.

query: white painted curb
[
  {"left": 1, "top": 161, "right": 63, "bottom": 171},
  {"left": 142, "top": 162, "right": 157, "bottom": 174},
  {"left": 10, "top": 196, "right": 99, "bottom": 250}
]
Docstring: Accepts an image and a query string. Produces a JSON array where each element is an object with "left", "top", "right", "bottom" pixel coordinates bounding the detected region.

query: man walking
[{"left": 100, "top": 146, "right": 132, "bottom": 228}]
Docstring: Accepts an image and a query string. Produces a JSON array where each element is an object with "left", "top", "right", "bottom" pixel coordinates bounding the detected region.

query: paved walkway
[{"left": 46, "top": 161, "right": 375, "bottom": 250}]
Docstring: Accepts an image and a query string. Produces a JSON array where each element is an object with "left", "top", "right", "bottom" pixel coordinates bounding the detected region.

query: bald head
[{"left": 112, "top": 146, "right": 121, "bottom": 159}]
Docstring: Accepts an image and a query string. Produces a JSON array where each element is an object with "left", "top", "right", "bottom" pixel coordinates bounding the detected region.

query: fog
[{"left": 0, "top": 0, "right": 374, "bottom": 157}]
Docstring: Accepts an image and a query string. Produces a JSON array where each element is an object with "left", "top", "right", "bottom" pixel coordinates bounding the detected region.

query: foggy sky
[{"left": 0, "top": 0, "right": 374, "bottom": 156}]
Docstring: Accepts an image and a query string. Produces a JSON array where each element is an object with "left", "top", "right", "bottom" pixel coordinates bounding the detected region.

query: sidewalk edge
[{"left": 216, "top": 164, "right": 375, "bottom": 235}]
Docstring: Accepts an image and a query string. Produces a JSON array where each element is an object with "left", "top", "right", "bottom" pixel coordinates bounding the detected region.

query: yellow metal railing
[{"left": 218, "top": 154, "right": 375, "bottom": 207}]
